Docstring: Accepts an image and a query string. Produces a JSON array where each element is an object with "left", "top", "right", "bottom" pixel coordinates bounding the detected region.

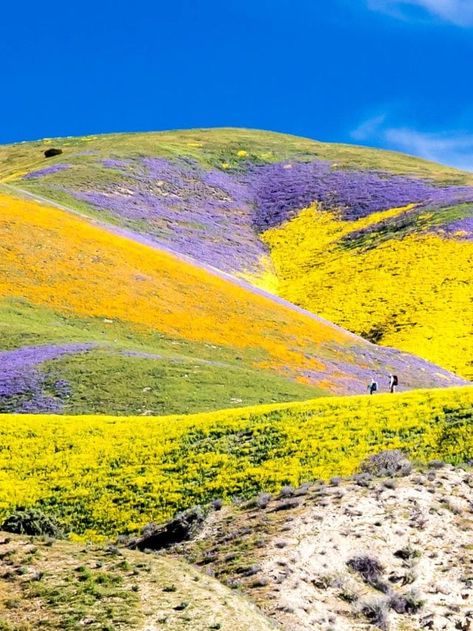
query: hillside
[
  {"left": 1, "top": 386, "right": 471, "bottom": 538},
  {"left": 0, "top": 534, "right": 276, "bottom": 631},
  {"left": 2, "top": 464, "right": 471, "bottom": 631},
  {"left": 1, "top": 391, "right": 472, "bottom": 630},
  {"left": 0, "top": 128, "right": 472, "bottom": 380},
  {"left": 179, "top": 459, "right": 473, "bottom": 631},
  {"left": 0, "top": 190, "right": 465, "bottom": 415}
]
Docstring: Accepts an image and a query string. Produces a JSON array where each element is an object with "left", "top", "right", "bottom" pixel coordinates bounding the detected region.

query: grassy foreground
[
  {"left": 0, "top": 535, "right": 275, "bottom": 631},
  {"left": 1, "top": 387, "right": 472, "bottom": 539}
]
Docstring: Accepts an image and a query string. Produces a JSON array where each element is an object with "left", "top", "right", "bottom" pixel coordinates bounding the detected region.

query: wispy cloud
[
  {"left": 352, "top": 115, "right": 473, "bottom": 171},
  {"left": 367, "top": 0, "right": 473, "bottom": 26}
]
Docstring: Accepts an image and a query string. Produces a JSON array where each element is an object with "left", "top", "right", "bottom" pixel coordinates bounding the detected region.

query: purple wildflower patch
[
  {"left": 37, "top": 155, "right": 473, "bottom": 273},
  {"left": 24, "top": 164, "right": 70, "bottom": 179},
  {"left": 102, "top": 158, "right": 131, "bottom": 170},
  {"left": 0, "top": 343, "right": 93, "bottom": 413},
  {"left": 441, "top": 216, "right": 473, "bottom": 240},
  {"left": 306, "top": 341, "right": 466, "bottom": 395},
  {"left": 241, "top": 160, "right": 473, "bottom": 228},
  {"left": 71, "top": 157, "right": 264, "bottom": 274}
]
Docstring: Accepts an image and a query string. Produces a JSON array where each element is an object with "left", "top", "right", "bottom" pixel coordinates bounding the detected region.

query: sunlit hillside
[
  {"left": 1, "top": 127, "right": 472, "bottom": 381},
  {"left": 1, "top": 386, "right": 471, "bottom": 537},
  {"left": 262, "top": 203, "right": 473, "bottom": 379},
  {"left": 2, "top": 190, "right": 459, "bottom": 415}
]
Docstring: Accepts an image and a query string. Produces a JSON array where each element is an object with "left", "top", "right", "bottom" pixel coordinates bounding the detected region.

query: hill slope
[
  {"left": 1, "top": 128, "right": 472, "bottom": 379},
  {"left": 1, "top": 388, "right": 471, "bottom": 630},
  {"left": 1, "top": 386, "right": 471, "bottom": 537},
  {"left": 180, "top": 460, "right": 473, "bottom": 631},
  {"left": 0, "top": 534, "right": 276, "bottom": 631},
  {"left": 0, "top": 190, "right": 464, "bottom": 414}
]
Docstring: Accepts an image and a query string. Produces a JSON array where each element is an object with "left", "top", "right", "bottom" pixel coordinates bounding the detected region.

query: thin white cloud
[
  {"left": 367, "top": 0, "right": 473, "bottom": 25},
  {"left": 352, "top": 114, "right": 473, "bottom": 171}
]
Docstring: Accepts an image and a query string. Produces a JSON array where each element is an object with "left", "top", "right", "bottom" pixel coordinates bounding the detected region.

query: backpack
[
  {"left": 392, "top": 375, "right": 398, "bottom": 386},
  {"left": 370, "top": 381, "right": 378, "bottom": 392}
]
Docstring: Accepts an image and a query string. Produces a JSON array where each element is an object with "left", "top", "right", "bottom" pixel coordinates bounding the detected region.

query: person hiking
[
  {"left": 368, "top": 378, "right": 378, "bottom": 395},
  {"left": 389, "top": 374, "right": 398, "bottom": 393}
]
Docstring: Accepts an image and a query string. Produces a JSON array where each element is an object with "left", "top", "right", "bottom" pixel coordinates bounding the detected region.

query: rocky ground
[
  {"left": 179, "top": 461, "right": 473, "bottom": 631},
  {"left": 1, "top": 458, "right": 472, "bottom": 631}
]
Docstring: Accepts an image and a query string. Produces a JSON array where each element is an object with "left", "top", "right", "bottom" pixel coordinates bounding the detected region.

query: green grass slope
[{"left": 0, "top": 534, "right": 275, "bottom": 631}]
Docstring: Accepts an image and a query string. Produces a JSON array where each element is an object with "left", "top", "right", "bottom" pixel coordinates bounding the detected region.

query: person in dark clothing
[
  {"left": 368, "top": 378, "right": 378, "bottom": 395},
  {"left": 389, "top": 374, "right": 398, "bottom": 393}
]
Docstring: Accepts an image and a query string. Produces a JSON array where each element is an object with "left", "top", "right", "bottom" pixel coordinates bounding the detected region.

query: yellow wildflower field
[
  {"left": 0, "top": 386, "right": 471, "bottom": 538},
  {"left": 262, "top": 205, "right": 473, "bottom": 379}
]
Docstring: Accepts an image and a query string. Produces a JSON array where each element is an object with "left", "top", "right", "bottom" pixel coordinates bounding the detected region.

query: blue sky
[{"left": 1, "top": 0, "right": 472, "bottom": 168}]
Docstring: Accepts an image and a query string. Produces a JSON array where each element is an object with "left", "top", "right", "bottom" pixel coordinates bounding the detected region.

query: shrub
[
  {"left": 353, "top": 472, "right": 372, "bottom": 487},
  {"left": 347, "top": 556, "right": 384, "bottom": 587},
  {"left": 359, "top": 450, "right": 412, "bottom": 478},
  {"left": 212, "top": 499, "right": 223, "bottom": 511},
  {"left": 44, "top": 148, "right": 63, "bottom": 158},
  {"left": 360, "top": 599, "right": 389, "bottom": 630},
  {"left": 428, "top": 459, "right": 446, "bottom": 469},
  {"left": 393, "top": 546, "right": 420, "bottom": 561},
  {"left": 388, "top": 591, "right": 424, "bottom": 614},
  {"left": 1, "top": 508, "right": 64, "bottom": 538},
  {"left": 256, "top": 493, "right": 272, "bottom": 509},
  {"left": 279, "top": 485, "right": 295, "bottom": 498}
]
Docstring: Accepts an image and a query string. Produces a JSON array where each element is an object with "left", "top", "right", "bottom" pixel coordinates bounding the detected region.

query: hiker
[
  {"left": 389, "top": 374, "right": 398, "bottom": 393},
  {"left": 368, "top": 378, "right": 378, "bottom": 395}
]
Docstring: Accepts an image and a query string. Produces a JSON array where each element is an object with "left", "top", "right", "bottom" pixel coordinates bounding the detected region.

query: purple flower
[
  {"left": 0, "top": 343, "right": 93, "bottom": 413},
  {"left": 70, "top": 157, "right": 264, "bottom": 274},
  {"left": 45, "top": 155, "right": 473, "bottom": 274},
  {"left": 24, "top": 164, "right": 70, "bottom": 179},
  {"left": 102, "top": 158, "right": 131, "bottom": 170},
  {"left": 240, "top": 160, "right": 473, "bottom": 228},
  {"left": 441, "top": 216, "right": 473, "bottom": 240}
]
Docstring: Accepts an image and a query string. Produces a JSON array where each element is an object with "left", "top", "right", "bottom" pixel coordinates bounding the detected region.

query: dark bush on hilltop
[
  {"left": 359, "top": 450, "right": 412, "bottom": 478},
  {"left": 1, "top": 508, "right": 64, "bottom": 537},
  {"left": 44, "top": 147, "right": 63, "bottom": 158}
]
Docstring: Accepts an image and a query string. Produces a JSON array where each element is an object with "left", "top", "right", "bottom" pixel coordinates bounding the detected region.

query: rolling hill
[
  {"left": 1, "top": 386, "right": 471, "bottom": 537},
  {"left": 0, "top": 127, "right": 472, "bottom": 390},
  {"left": 0, "top": 128, "right": 471, "bottom": 415},
  {"left": 0, "top": 127, "right": 472, "bottom": 631},
  {"left": 0, "top": 189, "right": 464, "bottom": 415}
]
